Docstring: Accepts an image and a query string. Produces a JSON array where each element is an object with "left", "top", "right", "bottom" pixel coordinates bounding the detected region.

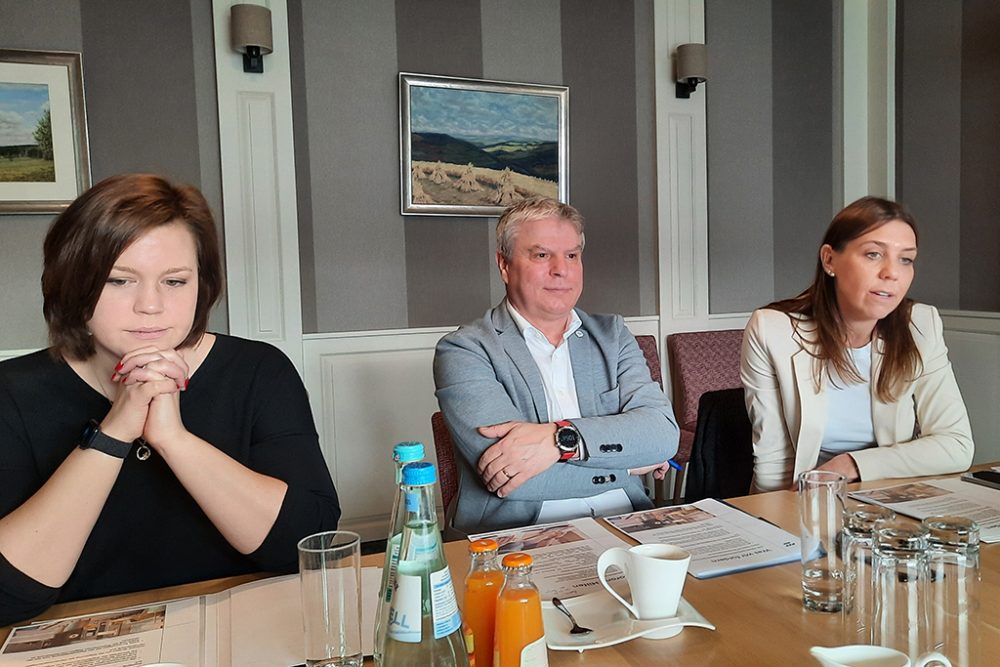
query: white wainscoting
[{"left": 941, "top": 311, "right": 1000, "bottom": 465}]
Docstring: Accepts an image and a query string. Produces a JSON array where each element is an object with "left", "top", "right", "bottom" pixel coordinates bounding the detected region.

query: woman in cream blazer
[{"left": 741, "top": 198, "right": 974, "bottom": 492}]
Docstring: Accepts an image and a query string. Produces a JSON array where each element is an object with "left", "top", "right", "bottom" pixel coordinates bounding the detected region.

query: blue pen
[{"left": 666, "top": 458, "right": 682, "bottom": 471}]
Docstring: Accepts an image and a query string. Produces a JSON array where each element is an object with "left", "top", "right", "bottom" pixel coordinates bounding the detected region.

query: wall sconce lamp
[
  {"left": 675, "top": 43, "right": 707, "bottom": 98},
  {"left": 230, "top": 3, "right": 273, "bottom": 73}
]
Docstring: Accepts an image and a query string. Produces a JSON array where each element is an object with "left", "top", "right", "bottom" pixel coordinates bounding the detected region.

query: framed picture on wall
[
  {"left": 0, "top": 49, "right": 90, "bottom": 214},
  {"left": 399, "top": 72, "right": 568, "bottom": 217}
]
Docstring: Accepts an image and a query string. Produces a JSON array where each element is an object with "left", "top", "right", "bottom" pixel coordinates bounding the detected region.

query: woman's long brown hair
[{"left": 766, "top": 196, "right": 921, "bottom": 402}]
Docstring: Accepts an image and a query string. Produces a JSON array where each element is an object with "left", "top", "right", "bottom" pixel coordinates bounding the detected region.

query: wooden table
[{"left": 3, "top": 472, "right": 998, "bottom": 665}]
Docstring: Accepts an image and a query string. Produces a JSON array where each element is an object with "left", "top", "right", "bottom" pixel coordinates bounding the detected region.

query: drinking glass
[
  {"left": 872, "top": 520, "right": 930, "bottom": 660},
  {"left": 798, "top": 470, "right": 847, "bottom": 612},
  {"left": 842, "top": 503, "right": 896, "bottom": 644},
  {"left": 298, "top": 531, "right": 363, "bottom": 667},
  {"left": 924, "top": 516, "right": 980, "bottom": 666}
]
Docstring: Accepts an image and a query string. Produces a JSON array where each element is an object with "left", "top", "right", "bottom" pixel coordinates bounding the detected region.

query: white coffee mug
[{"left": 596, "top": 543, "right": 690, "bottom": 620}]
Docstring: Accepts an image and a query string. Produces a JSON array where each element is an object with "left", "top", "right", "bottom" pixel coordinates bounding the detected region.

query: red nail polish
[
  {"left": 115, "top": 362, "right": 123, "bottom": 371},
  {"left": 110, "top": 372, "right": 118, "bottom": 382},
  {"left": 184, "top": 378, "right": 190, "bottom": 390}
]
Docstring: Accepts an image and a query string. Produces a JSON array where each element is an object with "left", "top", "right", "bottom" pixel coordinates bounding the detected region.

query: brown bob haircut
[
  {"left": 766, "top": 196, "right": 920, "bottom": 402},
  {"left": 42, "top": 173, "right": 224, "bottom": 360}
]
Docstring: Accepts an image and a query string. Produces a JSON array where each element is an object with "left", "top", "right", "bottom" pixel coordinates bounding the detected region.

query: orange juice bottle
[
  {"left": 494, "top": 553, "right": 548, "bottom": 667},
  {"left": 464, "top": 539, "right": 504, "bottom": 667}
]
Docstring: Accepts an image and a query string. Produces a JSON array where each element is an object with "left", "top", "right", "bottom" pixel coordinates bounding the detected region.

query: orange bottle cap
[
  {"left": 469, "top": 538, "right": 499, "bottom": 553},
  {"left": 501, "top": 552, "right": 533, "bottom": 568}
]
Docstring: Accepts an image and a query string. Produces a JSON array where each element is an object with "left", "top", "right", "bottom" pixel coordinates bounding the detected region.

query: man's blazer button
[
  {"left": 609, "top": 474, "right": 616, "bottom": 482},
  {"left": 575, "top": 330, "right": 584, "bottom": 337},
  {"left": 592, "top": 475, "right": 605, "bottom": 484},
  {"left": 599, "top": 445, "right": 608, "bottom": 452}
]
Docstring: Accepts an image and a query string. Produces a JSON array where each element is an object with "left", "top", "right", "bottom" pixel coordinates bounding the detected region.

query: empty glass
[
  {"left": 924, "top": 516, "right": 980, "bottom": 666},
  {"left": 872, "top": 520, "right": 930, "bottom": 660},
  {"left": 799, "top": 470, "right": 847, "bottom": 612},
  {"left": 842, "top": 503, "right": 895, "bottom": 644},
  {"left": 298, "top": 530, "right": 363, "bottom": 667}
]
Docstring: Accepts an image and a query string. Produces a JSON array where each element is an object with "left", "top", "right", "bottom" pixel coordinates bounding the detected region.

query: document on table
[
  {"left": 470, "top": 517, "right": 631, "bottom": 599},
  {"left": 849, "top": 477, "right": 1000, "bottom": 542},
  {"left": 604, "top": 498, "right": 800, "bottom": 579},
  {"left": 0, "top": 568, "right": 382, "bottom": 667}
]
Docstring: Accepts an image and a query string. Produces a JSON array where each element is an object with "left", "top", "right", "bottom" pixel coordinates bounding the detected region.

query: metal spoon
[{"left": 552, "top": 596, "right": 592, "bottom": 634}]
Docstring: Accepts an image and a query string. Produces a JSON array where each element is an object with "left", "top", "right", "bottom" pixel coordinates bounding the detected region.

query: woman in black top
[{"left": 0, "top": 174, "right": 341, "bottom": 625}]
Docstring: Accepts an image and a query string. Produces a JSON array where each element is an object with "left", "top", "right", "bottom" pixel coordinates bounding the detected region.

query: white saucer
[{"left": 542, "top": 590, "right": 714, "bottom": 652}]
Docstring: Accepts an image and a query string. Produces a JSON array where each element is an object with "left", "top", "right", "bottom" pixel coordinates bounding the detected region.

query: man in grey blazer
[{"left": 434, "top": 197, "right": 679, "bottom": 534}]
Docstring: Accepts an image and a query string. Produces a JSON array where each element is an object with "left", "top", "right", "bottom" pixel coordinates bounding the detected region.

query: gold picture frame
[{"left": 0, "top": 49, "right": 91, "bottom": 214}]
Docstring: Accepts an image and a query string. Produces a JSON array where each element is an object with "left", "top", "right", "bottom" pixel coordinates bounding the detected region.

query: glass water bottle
[
  {"left": 374, "top": 442, "right": 426, "bottom": 665},
  {"left": 380, "top": 462, "right": 469, "bottom": 667}
]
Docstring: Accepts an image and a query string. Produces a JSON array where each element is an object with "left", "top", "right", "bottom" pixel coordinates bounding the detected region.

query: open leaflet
[{"left": 0, "top": 569, "right": 381, "bottom": 667}]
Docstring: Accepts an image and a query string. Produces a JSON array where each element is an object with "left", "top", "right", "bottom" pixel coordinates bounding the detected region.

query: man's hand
[{"left": 477, "top": 421, "right": 560, "bottom": 497}]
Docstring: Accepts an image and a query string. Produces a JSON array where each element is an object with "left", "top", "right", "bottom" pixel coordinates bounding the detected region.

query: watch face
[{"left": 556, "top": 426, "right": 578, "bottom": 452}]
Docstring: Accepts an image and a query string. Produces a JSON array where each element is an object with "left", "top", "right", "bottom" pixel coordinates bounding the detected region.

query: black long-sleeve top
[{"left": 0, "top": 334, "right": 341, "bottom": 626}]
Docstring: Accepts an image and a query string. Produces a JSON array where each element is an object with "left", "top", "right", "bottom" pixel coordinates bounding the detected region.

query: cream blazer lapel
[{"left": 790, "top": 321, "right": 827, "bottom": 476}]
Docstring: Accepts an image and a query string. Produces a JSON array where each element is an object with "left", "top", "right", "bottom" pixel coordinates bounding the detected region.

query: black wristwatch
[
  {"left": 79, "top": 419, "right": 133, "bottom": 459},
  {"left": 554, "top": 420, "right": 581, "bottom": 462}
]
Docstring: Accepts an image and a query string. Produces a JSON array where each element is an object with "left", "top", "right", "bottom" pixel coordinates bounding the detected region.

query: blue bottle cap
[
  {"left": 393, "top": 441, "right": 425, "bottom": 463},
  {"left": 402, "top": 461, "right": 437, "bottom": 486}
]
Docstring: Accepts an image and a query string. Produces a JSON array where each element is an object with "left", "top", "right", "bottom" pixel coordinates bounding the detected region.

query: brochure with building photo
[
  {"left": 0, "top": 569, "right": 382, "bottom": 667},
  {"left": 604, "top": 498, "right": 800, "bottom": 579},
  {"left": 470, "top": 517, "right": 631, "bottom": 599},
  {"left": 849, "top": 478, "right": 1000, "bottom": 543}
]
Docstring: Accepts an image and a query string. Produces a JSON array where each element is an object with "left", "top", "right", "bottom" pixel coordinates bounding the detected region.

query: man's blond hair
[{"left": 496, "top": 197, "right": 585, "bottom": 260}]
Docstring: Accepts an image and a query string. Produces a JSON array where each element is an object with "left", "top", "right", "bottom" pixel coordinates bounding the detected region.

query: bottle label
[
  {"left": 520, "top": 636, "right": 549, "bottom": 666},
  {"left": 463, "top": 624, "right": 476, "bottom": 666},
  {"left": 383, "top": 536, "right": 401, "bottom": 602},
  {"left": 387, "top": 573, "right": 422, "bottom": 643},
  {"left": 403, "top": 527, "right": 438, "bottom": 561},
  {"left": 430, "top": 567, "right": 462, "bottom": 639},
  {"left": 405, "top": 490, "right": 419, "bottom": 511}
]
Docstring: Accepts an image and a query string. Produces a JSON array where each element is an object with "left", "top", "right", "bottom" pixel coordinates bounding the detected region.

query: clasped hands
[{"left": 101, "top": 346, "right": 190, "bottom": 452}]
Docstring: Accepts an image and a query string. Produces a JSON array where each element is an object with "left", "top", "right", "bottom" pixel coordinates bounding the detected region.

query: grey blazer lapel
[
  {"left": 568, "top": 326, "right": 598, "bottom": 417},
  {"left": 493, "top": 305, "right": 549, "bottom": 423}
]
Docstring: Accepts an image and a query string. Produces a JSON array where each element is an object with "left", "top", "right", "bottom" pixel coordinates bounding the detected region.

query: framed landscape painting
[
  {"left": 0, "top": 49, "right": 90, "bottom": 214},
  {"left": 400, "top": 72, "right": 568, "bottom": 216}
]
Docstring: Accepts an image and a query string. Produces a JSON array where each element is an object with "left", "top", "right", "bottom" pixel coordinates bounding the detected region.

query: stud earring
[{"left": 827, "top": 271, "right": 835, "bottom": 278}]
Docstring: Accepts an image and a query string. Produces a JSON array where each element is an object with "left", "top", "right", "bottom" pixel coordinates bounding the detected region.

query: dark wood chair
[{"left": 431, "top": 411, "right": 459, "bottom": 513}]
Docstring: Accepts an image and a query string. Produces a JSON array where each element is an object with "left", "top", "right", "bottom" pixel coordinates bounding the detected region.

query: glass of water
[
  {"left": 298, "top": 530, "right": 363, "bottom": 667},
  {"left": 798, "top": 470, "right": 847, "bottom": 612}
]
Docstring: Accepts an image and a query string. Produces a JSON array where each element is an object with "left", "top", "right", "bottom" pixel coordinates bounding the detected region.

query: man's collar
[{"left": 505, "top": 300, "right": 582, "bottom": 342}]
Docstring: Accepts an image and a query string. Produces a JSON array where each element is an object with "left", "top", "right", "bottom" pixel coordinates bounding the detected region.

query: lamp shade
[
  {"left": 675, "top": 43, "right": 707, "bottom": 83},
  {"left": 230, "top": 3, "right": 273, "bottom": 56}
]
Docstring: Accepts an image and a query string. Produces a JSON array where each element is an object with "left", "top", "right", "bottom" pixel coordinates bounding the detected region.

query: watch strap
[{"left": 79, "top": 419, "right": 133, "bottom": 459}]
